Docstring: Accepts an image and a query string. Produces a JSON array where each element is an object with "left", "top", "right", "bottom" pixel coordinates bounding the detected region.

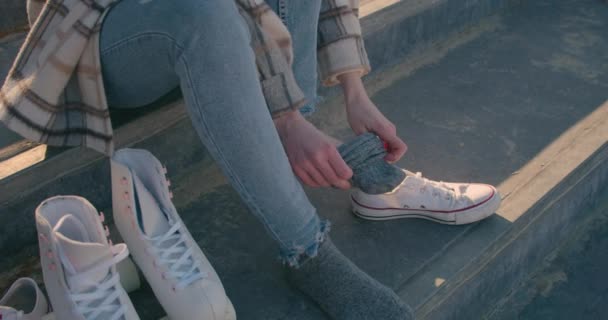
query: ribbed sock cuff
[{"left": 338, "top": 133, "right": 405, "bottom": 194}]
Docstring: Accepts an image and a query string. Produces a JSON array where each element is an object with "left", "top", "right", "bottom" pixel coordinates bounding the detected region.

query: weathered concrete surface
[
  {"left": 489, "top": 190, "right": 608, "bottom": 320},
  {"left": 0, "top": 0, "right": 28, "bottom": 37},
  {"left": 0, "top": 0, "right": 607, "bottom": 319},
  {"left": 0, "top": 33, "right": 25, "bottom": 148},
  {"left": 390, "top": 0, "right": 608, "bottom": 317},
  {"left": 361, "top": 0, "right": 522, "bottom": 74}
]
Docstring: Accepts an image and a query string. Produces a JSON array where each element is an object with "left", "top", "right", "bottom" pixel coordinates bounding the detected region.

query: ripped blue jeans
[{"left": 100, "top": 0, "right": 327, "bottom": 266}]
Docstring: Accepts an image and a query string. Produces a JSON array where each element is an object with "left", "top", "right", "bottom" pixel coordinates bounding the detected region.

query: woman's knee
[
  {"left": 170, "top": 0, "right": 250, "bottom": 47},
  {"left": 102, "top": 0, "right": 249, "bottom": 49}
]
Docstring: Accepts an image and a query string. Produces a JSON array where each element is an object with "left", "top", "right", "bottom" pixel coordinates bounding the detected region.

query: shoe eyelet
[
  {"left": 121, "top": 177, "right": 128, "bottom": 185},
  {"left": 123, "top": 192, "right": 129, "bottom": 201}
]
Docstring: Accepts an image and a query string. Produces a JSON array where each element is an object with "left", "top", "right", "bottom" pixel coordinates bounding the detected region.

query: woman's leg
[
  {"left": 100, "top": 0, "right": 322, "bottom": 264},
  {"left": 100, "top": 1, "right": 413, "bottom": 318}
]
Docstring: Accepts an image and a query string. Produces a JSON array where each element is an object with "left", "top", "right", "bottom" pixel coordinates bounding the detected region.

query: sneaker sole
[{"left": 351, "top": 188, "right": 501, "bottom": 225}]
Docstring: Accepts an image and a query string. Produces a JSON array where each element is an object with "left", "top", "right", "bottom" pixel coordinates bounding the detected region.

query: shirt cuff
[
  {"left": 261, "top": 72, "right": 308, "bottom": 118},
  {"left": 318, "top": 36, "right": 371, "bottom": 87}
]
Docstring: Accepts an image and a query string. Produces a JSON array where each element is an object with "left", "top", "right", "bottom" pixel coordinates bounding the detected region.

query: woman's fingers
[
  {"left": 317, "top": 153, "right": 352, "bottom": 189},
  {"left": 294, "top": 166, "right": 319, "bottom": 188},
  {"left": 294, "top": 147, "right": 353, "bottom": 189},
  {"left": 373, "top": 122, "right": 407, "bottom": 162},
  {"left": 384, "top": 135, "right": 407, "bottom": 162},
  {"left": 328, "top": 148, "right": 353, "bottom": 189},
  {"left": 303, "top": 162, "right": 331, "bottom": 187}
]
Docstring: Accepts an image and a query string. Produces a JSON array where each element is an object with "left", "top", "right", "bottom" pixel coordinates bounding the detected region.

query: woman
[{"left": 1, "top": 0, "right": 500, "bottom": 318}]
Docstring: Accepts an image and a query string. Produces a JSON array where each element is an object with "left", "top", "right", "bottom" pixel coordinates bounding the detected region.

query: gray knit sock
[
  {"left": 287, "top": 237, "right": 414, "bottom": 320},
  {"left": 338, "top": 133, "right": 406, "bottom": 194}
]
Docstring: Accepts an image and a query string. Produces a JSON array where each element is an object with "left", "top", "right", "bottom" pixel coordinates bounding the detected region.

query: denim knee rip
[{"left": 280, "top": 219, "right": 331, "bottom": 268}]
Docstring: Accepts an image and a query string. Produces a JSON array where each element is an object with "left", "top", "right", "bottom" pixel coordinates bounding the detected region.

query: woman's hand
[
  {"left": 338, "top": 72, "right": 407, "bottom": 163},
  {"left": 274, "top": 110, "right": 353, "bottom": 189}
]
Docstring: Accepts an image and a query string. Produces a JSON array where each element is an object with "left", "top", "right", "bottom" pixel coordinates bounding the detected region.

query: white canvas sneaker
[
  {"left": 351, "top": 170, "right": 501, "bottom": 225},
  {"left": 0, "top": 278, "right": 49, "bottom": 320},
  {"left": 111, "top": 148, "right": 236, "bottom": 320},
  {"left": 35, "top": 196, "right": 140, "bottom": 320}
]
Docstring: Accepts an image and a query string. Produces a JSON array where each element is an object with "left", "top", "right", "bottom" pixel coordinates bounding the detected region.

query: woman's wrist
[
  {"left": 273, "top": 109, "right": 303, "bottom": 134},
  {"left": 337, "top": 72, "right": 368, "bottom": 106}
]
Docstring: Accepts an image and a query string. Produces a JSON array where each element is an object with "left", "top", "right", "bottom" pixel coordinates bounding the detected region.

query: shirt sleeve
[
  {"left": 237, "top": 1, "right": 308, "bottom": 118},
  {"left": 317, "top": 0, "right": 371, "bottom": 87}
]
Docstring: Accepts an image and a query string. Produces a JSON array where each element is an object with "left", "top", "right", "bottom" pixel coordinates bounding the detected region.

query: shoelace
[
  {"left": 64, "top": 244, "right": 129, "bottom": 320},
  {"left": 414, "top": 172, "right": 470, "bottom": 207},
  {"left": 147, "top": 221, "right": 206, "bottom": 290}
]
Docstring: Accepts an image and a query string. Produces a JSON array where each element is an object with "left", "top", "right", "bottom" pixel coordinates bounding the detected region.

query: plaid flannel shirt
[{"left": 0, "top": 0, "right": 370, "bottom": 155}]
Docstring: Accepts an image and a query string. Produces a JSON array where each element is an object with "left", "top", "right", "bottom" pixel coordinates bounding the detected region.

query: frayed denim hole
[{"left": 280, "top": 220, "right": 331, "bottom": 268}]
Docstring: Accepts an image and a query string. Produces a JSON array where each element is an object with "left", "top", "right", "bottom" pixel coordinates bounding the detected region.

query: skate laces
[
  {"left": 147, "top": 221, "right": 206, "bottom": 290},
  {"left": 64, "top": 244, "right": 129, "bottom": 320}
]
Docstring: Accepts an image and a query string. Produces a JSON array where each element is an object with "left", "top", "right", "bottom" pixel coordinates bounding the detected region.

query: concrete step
[
  {"left": 3, "top": 0, "right": 608, "bottom": 319},
  {"left": 487, "top": 187, "right": 608, "bottom": 319},
  {"left": 0, "top": 0, "right": 28, "bottom": 38},
  {"left": 0, "top": 32, "right": 27, "bottom": 150}
]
